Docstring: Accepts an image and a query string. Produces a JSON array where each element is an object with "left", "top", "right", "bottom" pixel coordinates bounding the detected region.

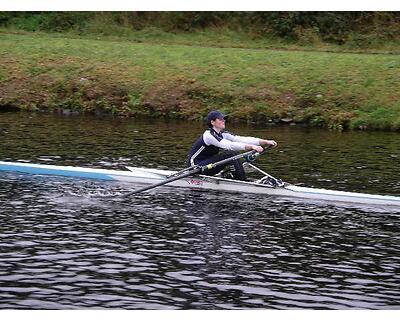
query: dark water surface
[{"left": 0, "top": 112, "right": 399, "bottom": 309}]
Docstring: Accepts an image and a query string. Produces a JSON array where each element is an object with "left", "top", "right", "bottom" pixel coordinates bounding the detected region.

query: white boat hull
[{"left": 1, "top": 161, "right": 400, "bottom": 207}]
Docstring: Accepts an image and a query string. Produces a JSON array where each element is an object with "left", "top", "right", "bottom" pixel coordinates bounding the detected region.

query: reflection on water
[{"left": 0, "top": 112, "right": 400, "bottom": 309}]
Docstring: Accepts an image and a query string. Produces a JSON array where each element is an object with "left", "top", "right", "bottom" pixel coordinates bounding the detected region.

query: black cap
[{"left": 206, "top": 110, "right": 228, "bottom": 127}]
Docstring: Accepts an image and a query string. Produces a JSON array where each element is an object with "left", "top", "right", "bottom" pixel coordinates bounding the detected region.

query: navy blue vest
[{"left": 187, "top": 128, "right": 223, "bottom": 165}]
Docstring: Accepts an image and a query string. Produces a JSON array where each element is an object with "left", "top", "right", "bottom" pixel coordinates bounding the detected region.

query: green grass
[{"left": 1, "top": 32, "right": 400, "bottom": 130}]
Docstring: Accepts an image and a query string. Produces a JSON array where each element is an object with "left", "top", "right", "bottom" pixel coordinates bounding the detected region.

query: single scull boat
[{"left": 0, "top": 160, "right": 400, "bottom": 207}]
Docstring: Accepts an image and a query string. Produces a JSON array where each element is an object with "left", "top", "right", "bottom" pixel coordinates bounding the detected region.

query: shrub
[
  {"left": 294, "top": 26, "right": 321, "bottom": 45},
  {"left": 345, "top": 33, "right": 383, "bottom": 49},
  {"left": 39, "top": 12, "right": 91, "bottom": 33},
  {"left": 350, "top": 106, "right": 400, "bottom": 130}
]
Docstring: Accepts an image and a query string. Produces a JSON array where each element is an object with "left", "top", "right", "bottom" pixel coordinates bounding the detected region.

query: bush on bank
[{"left": 1, "top": 12, "right": 399, "bottom": 51}]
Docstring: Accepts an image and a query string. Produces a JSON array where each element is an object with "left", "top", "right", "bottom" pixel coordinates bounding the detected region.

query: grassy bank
[{"left": 1, "top": 32, "right": 400, "bottom": 130}]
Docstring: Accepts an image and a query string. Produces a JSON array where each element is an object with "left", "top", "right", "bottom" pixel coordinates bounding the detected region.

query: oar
[{"left": 124, "top": 149, "right": 262, "bottom": 196}]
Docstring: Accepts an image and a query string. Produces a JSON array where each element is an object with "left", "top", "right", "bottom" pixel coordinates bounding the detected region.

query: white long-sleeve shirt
[
  {"left": 187, "top": 128, "right": 261, "bottom": 165},
  {"left": 203, "top": 130, "right": 260, "bottom": 151}
]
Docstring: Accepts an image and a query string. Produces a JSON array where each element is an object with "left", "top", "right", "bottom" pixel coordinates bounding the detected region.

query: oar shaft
[
  {"left": 204, "top": 150, "right": 258, "bottom": 170},
  {"left": 126, "top": 167, "right": 202, "bottom": 195},
  {"left": 126, "top": 149, "right": 260, "bottom": 196}
]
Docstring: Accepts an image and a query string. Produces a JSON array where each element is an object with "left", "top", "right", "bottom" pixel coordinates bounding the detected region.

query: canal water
[{"left": 0, "top": 112, "right": 399, "bottom": 309}]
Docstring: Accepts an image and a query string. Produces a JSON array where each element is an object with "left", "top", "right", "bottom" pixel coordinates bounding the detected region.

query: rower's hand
[
  {"left": 252, "top": 145, "right": 264, "bottom": 153},
  {"left": 263, "top": 139, "right": 277, "bottom": 148}
]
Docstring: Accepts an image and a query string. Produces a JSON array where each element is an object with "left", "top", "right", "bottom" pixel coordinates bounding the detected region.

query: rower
[{"left": 187, "top": 110, "right": 277, "bottom": 180}]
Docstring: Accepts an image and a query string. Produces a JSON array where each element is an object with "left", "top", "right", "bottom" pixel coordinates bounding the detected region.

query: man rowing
[{"left": 187, "top": 110, "right": 277, "bottom": 181}]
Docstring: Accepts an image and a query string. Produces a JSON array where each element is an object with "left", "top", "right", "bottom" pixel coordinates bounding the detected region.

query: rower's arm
[
  {"left": 203, "top": 131, "right": 267, "bottom": 152},
  {"left": 222, "top": 132, "right": 261, "bottom": 145},
  {"left": 203, "top": 131, "right": 247, "bottom": 151},
  {"left": 223, "top": 132, "right": 278, "bottom": 148}
]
